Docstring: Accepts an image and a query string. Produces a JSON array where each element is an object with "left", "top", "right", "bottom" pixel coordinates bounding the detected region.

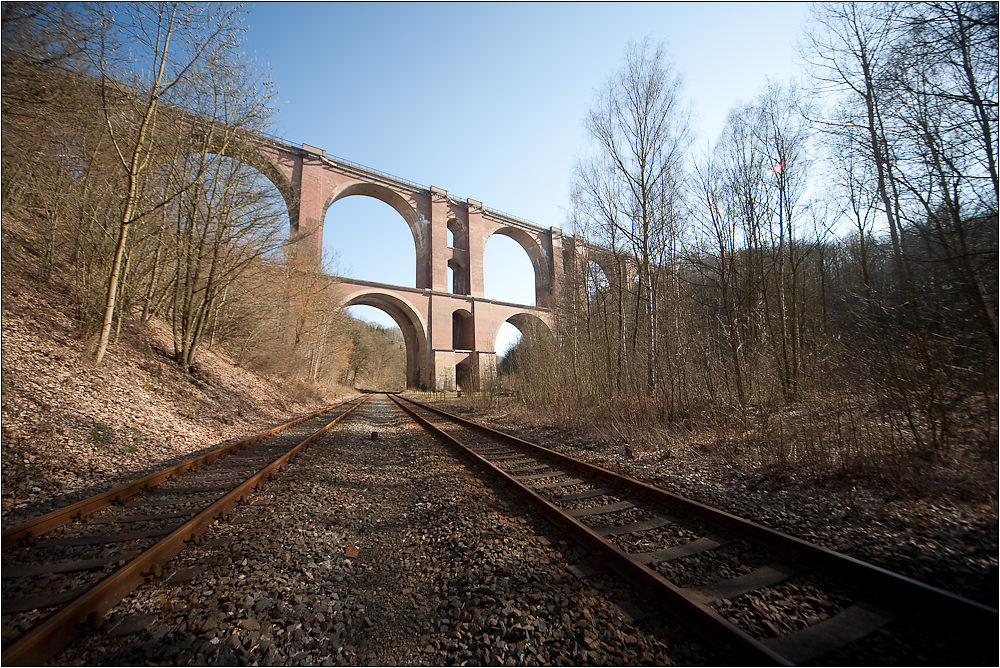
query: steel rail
[
  {"left": 389, "top": 394, "right": 790, "bottom": 665},
  {"left": 397, "top": 395, "right": 997, "bottom": 623},
  {"left": 2, "top": 395, "right": 369, "bottom": 666},
  {"left": 2, "top": 397, "right": 358, "bottom": 550},
  {"left": 393, "top": 394, "right": 998, "bottom": 662}
]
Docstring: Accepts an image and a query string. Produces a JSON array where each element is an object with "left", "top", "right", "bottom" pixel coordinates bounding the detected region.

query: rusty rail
[
  {"left": 389, "top": 394, "right": 789, "bottom": 665},
  {"left": 2, "top": 397, "right": 358, "bottom": 549},
  {"left": 2, "top": 395, "right": 369, "bottom": 666},
  {"left": 392, "top": 394, "right": 998, "bottom": 665}
]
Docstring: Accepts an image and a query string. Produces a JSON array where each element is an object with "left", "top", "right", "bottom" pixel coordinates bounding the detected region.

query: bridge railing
[
  {"left": 256, "top": 129, "right": 549, "bottom": 231},
  {"left": 320, "top": 153, "right": 429, "bottom": 192},
  {"left": 480, "top": 205, "right": 546, "bottom": 230},
  {"left": 256, "top": 129, "right": 430, "bottom": 191}
]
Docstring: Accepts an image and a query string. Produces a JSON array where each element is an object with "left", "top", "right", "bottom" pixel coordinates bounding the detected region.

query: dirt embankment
[{"left": 1, "top": 266, "right": 349, "bottom": 524}]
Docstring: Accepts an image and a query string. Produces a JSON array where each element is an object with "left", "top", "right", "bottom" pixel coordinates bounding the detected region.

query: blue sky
[{"left": 242, "top": 1, "right": 813, "bottom": 352}]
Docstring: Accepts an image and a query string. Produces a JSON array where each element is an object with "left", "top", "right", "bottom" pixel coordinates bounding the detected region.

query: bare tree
[
  {"left": 579, "top": 39, "right": 691, "bottom": 395},
  {"left": 691, "top": 148, "right": 749, "bottom": 405},
  {"left": 805, "top": 3, "right": 913, "bottom": 303},
  {"left": 83, "top": 2, "right": 252, "bottom": 365}
]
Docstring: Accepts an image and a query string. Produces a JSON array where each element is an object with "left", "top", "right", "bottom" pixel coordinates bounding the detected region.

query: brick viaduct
[{"left": 243, "top": 135, "right": 586, "bottom": 391}]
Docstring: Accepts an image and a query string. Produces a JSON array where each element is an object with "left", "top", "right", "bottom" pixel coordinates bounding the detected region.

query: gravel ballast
[
  {"left": 434, "top": 400, "right": 998, "bottom": 609},
  {"left": 56, "top": 395, "right": 716, "bottom": 666}
]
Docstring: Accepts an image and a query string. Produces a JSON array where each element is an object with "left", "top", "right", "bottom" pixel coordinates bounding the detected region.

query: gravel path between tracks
[
  {"left": 429, "top": 399, "right": 998, "bottom": 608},
  {"left": 56, "top": 395, "right": 718, "bottom": 666}
]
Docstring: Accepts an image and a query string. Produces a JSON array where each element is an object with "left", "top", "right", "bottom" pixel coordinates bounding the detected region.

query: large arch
[
  {"left": 491, "top": 311, "right": 552, "bottom": 353},
  {"left": 340, "top": 289, "right": 429, "bottom": 389},
  {"left": 246, "top": 148, "right": 298, "bottom": 227},
  {"left": 324, "top": 181, "right": 429, "bottom": 286},
  {"left": 487, "top": 225, "right": 551, "bottom": 306},
  {"left": 582, "top": 247, "right": 618, "bottom": 290},
  {"left": 197, "top": 138, "right": 299, "bottom": 231},
  {"left": 324, "top": 195, "right": 417, "bottom": 286}
]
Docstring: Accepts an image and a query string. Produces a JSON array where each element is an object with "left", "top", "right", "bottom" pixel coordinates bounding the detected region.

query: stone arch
[
  {"left": 580, "top": 246, "right": 618, "bottom": 290},
  {"left": 196, "top": 139, "right": 298, "bottom": 231},
  {"left": 324, "top": 181, "right": 429, "bottom": 287},
  {"left": 447, "top": 217, "right": 467, "bottom": 249},
  {"left": 505, "top": 312, "right": 552, "bottom": 338},
  {"left": 246, "top": 149, "right": 298, "bottom": 227},
  {"left": 339, "top": 289, "right": 428, "bottom": 389},
  {"left": 452, "top": 308, "right": 474, "bottom": 350},
  {"left": 485, "top": 226, "right": 552, "bottom": 306},
  {"left": 583, "top": 258, "right": 614, "bottom": 298},
  {"left": 491, "top": 311, "right": 552, "bottom": 354}
]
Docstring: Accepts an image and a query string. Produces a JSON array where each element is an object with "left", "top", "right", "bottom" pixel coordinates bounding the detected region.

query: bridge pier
[{"left": 430, "top": 350, "right": 498, "bottom": 392}]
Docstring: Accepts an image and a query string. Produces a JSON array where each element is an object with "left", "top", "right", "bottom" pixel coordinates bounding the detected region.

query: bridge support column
[
  {"left": 467, "top": 199, "right": 486, "bottom": 298},
  {"left": 292, "top": 156, "right": 327, "bottom": 268},
  {"left": 429, "top": 187, "right": 451, "bottom": 292},
  {"left": 550, "top": 227, "right": 565, "bottom": 297},
  {"left": 433, "top": 350, "right": 457, "bottom": 392}
]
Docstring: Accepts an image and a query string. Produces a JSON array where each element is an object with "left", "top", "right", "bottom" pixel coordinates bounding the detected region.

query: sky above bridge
[{"left": 241, "top": 1, "right": 811, "bottom": 352}]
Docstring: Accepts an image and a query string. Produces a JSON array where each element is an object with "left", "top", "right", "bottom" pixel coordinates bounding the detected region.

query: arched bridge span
[{"left": 242, "top": 136, "right": 567, "bottom": 390}]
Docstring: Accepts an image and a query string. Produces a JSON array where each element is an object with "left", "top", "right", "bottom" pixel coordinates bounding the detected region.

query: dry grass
[{"left": 439, "top": 386, "right": 997, "bottom": 509}]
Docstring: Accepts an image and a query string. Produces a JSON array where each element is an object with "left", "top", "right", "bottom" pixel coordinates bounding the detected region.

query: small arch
[
  {"left": 452, "top": 308, "right": 474, "bottom": 350},
  {"left": 447, "top": 218, "right": 467, "bottom": 250},
  {"left": 340, "top": 289, "right": 428, "bottom": 389}
]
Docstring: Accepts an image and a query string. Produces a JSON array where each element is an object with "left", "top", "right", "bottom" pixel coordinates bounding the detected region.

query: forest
[{"left": 500, "top": 2, "right": 997, "bottom": 486}]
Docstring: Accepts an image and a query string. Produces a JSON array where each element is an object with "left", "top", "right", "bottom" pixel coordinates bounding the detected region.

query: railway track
[
  {"left": 3, "top": 391, "right": 994, "bottom": 665},
  {"left": 1, "top": 395, "right": 368, "bottom": 666},
  {"left": 391, "top": 393, "right": 998, "bottom": 666}
]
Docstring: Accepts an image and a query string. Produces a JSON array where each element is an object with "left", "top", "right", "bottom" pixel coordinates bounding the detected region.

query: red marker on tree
[{"left": 770, "top": 162, "right": 785, "bottom": 174}]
